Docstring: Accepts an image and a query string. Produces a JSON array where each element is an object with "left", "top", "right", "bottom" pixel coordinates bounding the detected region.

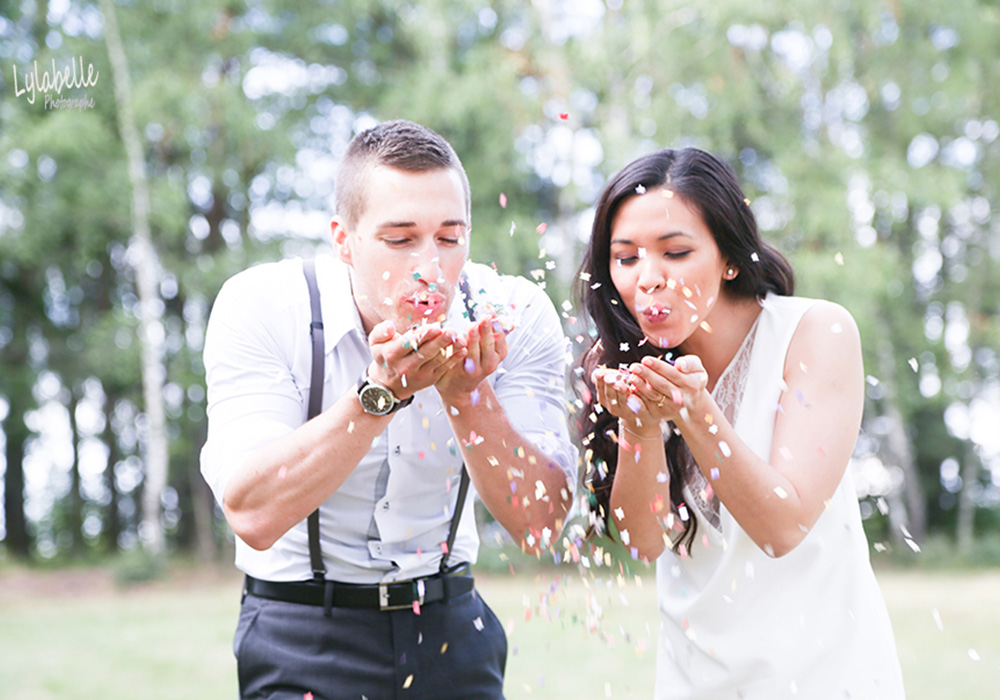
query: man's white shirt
[{"left": 201, "top": 254, "right": 577, "bottom": 583}]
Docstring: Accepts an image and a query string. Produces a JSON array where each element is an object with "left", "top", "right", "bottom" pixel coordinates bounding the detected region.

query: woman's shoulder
[{"left": 762, "top": 294, "right": 857, "bottom": 332}]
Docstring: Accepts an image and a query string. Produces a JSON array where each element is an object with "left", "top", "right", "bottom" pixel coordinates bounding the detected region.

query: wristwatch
[{"left": 356, "top": 370, "right": 413, "bottom": 416}]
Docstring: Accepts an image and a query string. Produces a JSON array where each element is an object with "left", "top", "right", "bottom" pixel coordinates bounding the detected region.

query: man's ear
[{"left": 331, "top": 216, "right": 352, "bottom": 266}]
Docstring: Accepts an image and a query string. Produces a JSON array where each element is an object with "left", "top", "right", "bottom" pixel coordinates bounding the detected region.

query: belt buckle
[{"left": 378, "top": 581, "right": 423, "bottom": 611}]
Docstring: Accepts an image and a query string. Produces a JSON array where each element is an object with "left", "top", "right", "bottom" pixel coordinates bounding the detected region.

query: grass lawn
[{"left": 1, "top": 562, "right": 998, "bottom": 699}]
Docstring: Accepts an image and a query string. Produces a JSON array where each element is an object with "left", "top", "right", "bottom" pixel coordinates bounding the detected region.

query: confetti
[
  {"left": 834, "top": 252, "right": 845, "bottom": 265},
  {"left": 774, "top": 486, "right": 789, "bottom": 499},
  {"left": 499, "top": 192, "right": 507, "bottom": 208},
  {"left": 509, "top": 221, "right": 516, "bottom": 237},
  {"left": 347, "top": 421, "right": 355, "bottom": 433},
  {"left": 403, "top": 675, "right": 414, "bottom": 689},
  {"left": 750, "top": 252, "right": 760, "bottom": 262},
  {"left": 559, "top": 112, "right": 569, "bottom": 120},
  {"left": 932, "top": 608, "right": 943, "bottom": 631},
  {"left": 536, "top": 222, "right": 547, "bottom": 234},
  {"left": 278, "top": 465, "right": 288, "bottom": 479},
  {"left": 304, "top": 693, "right": 313, "bottom": 700},
  {"left": 473, "top": 616, "right": 485, "bottom": 631},
  {"left": 635, "top": 184, "right": 646, "bottom": 194},
  {"left": 968, "top": 649, "right": 981, "bottom": 661},
  {"left": 718, "top": 441, "right": 731, "bottom": 458},
  {"left": 908, "top": 357, "right": 918, "bottom": 372}
]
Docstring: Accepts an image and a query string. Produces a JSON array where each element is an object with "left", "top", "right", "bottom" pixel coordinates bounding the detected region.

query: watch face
[{"left": 359, "top": 383, "right": 394, "bottom": 415}]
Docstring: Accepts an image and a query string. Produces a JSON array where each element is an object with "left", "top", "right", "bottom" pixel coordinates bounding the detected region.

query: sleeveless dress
[{"left": 654, "top": 294, "right": 906, "bottom": 699}]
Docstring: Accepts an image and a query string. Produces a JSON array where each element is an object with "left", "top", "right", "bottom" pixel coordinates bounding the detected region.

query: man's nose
[{"left": 411, "top": 241, "right": 443, "bottom": 284}]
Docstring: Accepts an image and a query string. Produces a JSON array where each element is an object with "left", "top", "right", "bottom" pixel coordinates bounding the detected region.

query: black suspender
[
  {"left": 303, "top": 259, "right": 326, "bottom": 580},
  {"left": 301, "top": 258, "right": 473, "bottom": 583}
]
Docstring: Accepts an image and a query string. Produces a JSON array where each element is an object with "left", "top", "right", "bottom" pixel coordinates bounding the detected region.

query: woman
[{"left": 578, "top": 147, "right": 905, "bottom": 699}]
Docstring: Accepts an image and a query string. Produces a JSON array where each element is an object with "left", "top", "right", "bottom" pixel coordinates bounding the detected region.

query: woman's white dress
[{"left": 655, "top": 294, "right": 906, "bottom": 699}]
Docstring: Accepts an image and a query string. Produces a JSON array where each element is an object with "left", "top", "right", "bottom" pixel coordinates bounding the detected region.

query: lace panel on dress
[{"left": 680, "top": 316, "right": 760, "bottom": 533}]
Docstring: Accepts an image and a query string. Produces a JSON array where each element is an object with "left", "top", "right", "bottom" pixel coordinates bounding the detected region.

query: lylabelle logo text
[{"left": 12, "top": 56, "right": 99, "bottom": 111}]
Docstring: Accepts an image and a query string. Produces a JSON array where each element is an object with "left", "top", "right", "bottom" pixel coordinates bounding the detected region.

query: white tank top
[{"left": 654, "top": 294, "right": 906, "bottom": 699}]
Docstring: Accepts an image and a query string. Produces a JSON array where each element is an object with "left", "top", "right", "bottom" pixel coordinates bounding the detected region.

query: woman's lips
[{"left": 639, "top": 303, "right": 671, "bottom": 324}]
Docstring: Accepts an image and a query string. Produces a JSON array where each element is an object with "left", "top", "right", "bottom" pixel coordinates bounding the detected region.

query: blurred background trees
[{"left": 1, "top": 0, "right": 997, "bottom": 565}]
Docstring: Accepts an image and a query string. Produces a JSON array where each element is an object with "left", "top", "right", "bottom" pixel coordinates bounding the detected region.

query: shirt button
[{"left": 381, "top": 501, "right": 390, "bottom": 512}]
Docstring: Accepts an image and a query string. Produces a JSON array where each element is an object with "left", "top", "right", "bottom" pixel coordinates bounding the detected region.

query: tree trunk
[
  {"left": 2, "top": 390, "right": 32, "bottom": 560},
  {"left": 876, "top": 338, "right": 927, "bottom": 543},
  {"left": 956, "top": 440, "right": 979, "bottom": 556},
  {"left": 2, "top": 297, "right": 35, "bottom": 560},
  {"left": 67, "top": 389, "right": 85, "bottom": 557},
  {"left": 102, "top": 391, "right": 122, "bottom": 554},
  {"left": 100, "top": 0, "right": 169, "bottom": 555}
]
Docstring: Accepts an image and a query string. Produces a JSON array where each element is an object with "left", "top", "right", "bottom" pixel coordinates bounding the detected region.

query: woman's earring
[{"left": 725, "top": 267, "right": 737, "bottom": 280}]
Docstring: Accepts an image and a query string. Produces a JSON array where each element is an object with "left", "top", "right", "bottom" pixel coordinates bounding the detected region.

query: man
[{"left": 201, "top": 120, "right": 577, "bottom": 699}]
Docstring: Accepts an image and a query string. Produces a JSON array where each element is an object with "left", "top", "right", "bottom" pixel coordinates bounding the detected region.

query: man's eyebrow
[
  {"left": 375, "top": 219, "right": 469, "bottom": 230},
  {"left": 610, "top": 231, "right": 691, "bottom": 245}
]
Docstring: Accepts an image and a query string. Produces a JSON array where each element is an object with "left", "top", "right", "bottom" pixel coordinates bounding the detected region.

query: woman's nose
[{"left": 636, "top": 260, "right": 665, "bottom": 294}]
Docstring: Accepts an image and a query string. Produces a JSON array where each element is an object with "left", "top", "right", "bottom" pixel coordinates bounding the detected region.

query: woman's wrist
[{"left": 619, "top": 417, "right": 662, "bottom": 441}]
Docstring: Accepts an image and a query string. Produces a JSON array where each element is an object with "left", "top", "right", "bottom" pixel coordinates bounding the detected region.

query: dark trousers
[{"left": 235, "top": 585, "right": 507, "bottom": 700}]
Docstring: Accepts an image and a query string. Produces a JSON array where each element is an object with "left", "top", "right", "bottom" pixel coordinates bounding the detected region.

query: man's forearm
[
  {"left": 222, "top": 388, "right": 391, "bottom": 550},
  {"left": 442, "top": 382, "right": 572, "bottom": 553}
]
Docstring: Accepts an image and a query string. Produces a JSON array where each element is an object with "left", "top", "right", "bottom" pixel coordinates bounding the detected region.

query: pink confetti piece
[
  {"left": 559, "top": 112, "right": 569, "bottom": 120},
  {"left": 499, "top": 192, "right": 507, "bottom": 208},
  {"left": 536, "top": 222, "right": 547, "bottom": 234}
]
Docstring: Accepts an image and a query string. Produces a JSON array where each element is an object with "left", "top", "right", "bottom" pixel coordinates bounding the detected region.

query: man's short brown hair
[{"left": 335, "top": 120, "right": 471, "bottom": 229}]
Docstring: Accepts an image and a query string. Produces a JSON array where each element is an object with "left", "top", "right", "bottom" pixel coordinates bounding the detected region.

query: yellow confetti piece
[
  {"left": 834, "top": 252, "right": 845, "bottom": 265},
  {"left": 403, "top": 675, "right": 413, "bottom": 688},
  {"left": 440, "top": 642, "right": 449, "bottom": 654}
]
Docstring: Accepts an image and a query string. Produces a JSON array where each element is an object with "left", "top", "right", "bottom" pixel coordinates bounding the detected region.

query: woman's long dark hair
[{"left": 576, "top": 147, "right": 795, "bottom": 553}]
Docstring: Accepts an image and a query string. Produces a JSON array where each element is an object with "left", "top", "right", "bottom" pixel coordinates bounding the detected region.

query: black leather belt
[{"left": 244, "top": 564, "right": 474, "bottom": 611}]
